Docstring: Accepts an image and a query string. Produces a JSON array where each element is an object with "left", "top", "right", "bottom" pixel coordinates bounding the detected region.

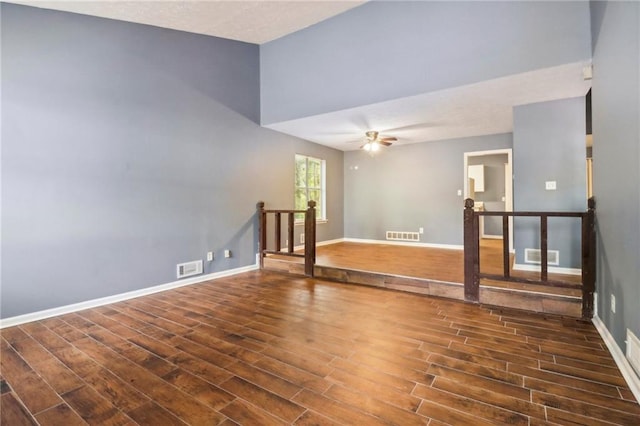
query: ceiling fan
[{"left": 361, "top": 130, "right": 397, "bottom": 152}]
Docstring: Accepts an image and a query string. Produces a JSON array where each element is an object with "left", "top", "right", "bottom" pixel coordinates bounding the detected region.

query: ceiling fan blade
[
  {"left": 379, "top": 137, "right": 397, "bottom": 142},
  {"left": 379, "top": 141, "right": 393, "bottom": 147}
]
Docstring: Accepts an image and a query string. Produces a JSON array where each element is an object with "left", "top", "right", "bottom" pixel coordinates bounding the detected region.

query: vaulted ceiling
[{"left": 8, "top": 1, "right": 591, "bottom": 151}]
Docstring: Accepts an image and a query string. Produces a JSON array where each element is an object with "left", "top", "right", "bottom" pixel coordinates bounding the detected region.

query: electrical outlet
[
  {"left": 457, "top": 189, "right": 462, "bottom": 196},
  {"left": 300, "top": 233, "right": 305, "bottom": 244},
  {"left": 611, "top": 294, "right": 616, "bottom": 313},
  {"left": 419, "top": 227, "right": 424, "bottom": 234},
  {"left": 206, "top": 252, "right": 213, "bottom": 262},
  {"left": 224, "top": 250, "right": 231, "bottom": 258}
]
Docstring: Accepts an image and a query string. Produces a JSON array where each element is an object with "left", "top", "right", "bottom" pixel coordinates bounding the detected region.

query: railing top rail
[
  {"left": 476, "top": 211, "right": 585, "bottom": 218},
  {"left": 262, "top": 209, "right": 305, "bottom": 214}
]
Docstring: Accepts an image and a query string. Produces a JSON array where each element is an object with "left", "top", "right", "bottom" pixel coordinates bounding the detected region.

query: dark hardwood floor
[
  {"left": 313, "top": 240, "right": 581, "bottom": 289},
  {"left": 1, "top": 270, "right": 638, "bottom": 425}
]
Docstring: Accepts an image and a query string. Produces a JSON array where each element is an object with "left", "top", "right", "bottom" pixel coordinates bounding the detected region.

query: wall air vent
[
  {"left": 386, "top": 231, "right": 420, "bottom": 242},
  {"left": 176, "top": 260, "right": 203, "bottom": 279},
  {"left": 524, "top": 248, "right": 559, "bottom": 266},
  {"left": 627, "top": 329, "right": 640, "bottom": 377}
]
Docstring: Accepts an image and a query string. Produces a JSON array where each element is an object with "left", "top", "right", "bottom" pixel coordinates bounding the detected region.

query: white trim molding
[
  {"left": 512, "top": 263, "right": 582, "bottom": 276},
  {"left": 592, "top": 315, "right": 640, "bottom": 402},
  {"left": 343, "top": 237, "right": 463, "bottom": 251},
  {"left": 0, "top": 263, "right": 259, "bottom": 329},
  {"left": 290, "top": 238, "right": 345, "bottom": 251}
]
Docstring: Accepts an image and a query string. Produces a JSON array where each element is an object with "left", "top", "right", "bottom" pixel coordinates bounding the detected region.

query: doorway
[{"left": 463, "top": 149, "right": 513, "bottom": 252}]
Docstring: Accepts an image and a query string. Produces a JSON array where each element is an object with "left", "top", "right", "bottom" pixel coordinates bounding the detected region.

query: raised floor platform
[{"left": 264, "top": 240, "right": 583, "bottom": 317}]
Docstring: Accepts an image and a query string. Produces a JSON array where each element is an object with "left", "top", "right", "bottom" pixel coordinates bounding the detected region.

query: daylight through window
[{"left": 295, "top": 154, "right": 326, "bottom": 221}]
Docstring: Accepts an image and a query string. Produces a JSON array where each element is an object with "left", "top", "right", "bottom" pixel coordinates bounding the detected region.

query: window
[{"left": 294, "top": 154, "right": 326, "bottom": 221}]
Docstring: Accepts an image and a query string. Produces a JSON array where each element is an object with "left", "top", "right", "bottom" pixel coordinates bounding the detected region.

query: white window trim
[{"left": 294, "top": 154, "right": 327, "bottom": 223}]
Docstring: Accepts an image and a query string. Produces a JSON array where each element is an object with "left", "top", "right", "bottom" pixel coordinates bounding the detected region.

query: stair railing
[
  {"left": 257, "top": 201, "right": 316, "bottom": 277},
  {"left": 463, "top": 198, "right": 596, "bottom": 319}
]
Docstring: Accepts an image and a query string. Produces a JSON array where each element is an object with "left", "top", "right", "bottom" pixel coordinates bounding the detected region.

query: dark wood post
[
  {"left": 582, "top": 197, "right": 596, "bottom": 319},
  {"left": 257, "top": 201, "right": 266, "bottom": 269},
  {"left": 304, "top": 200, "right": 317, "bottom": 277},
  {"left": 464, "top": 198, "right": 479, "bottom": 302}
]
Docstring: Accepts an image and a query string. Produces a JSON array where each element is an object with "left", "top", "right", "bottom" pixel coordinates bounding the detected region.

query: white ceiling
[
  {"left": 8, "top": 0, "right": 365, "bottom": 44},
  {"left": 9, "top": 1, "right": 591, "bottom": 150},
  {"left": 267, "top": 62, "right": 592, "bottom": 151}
]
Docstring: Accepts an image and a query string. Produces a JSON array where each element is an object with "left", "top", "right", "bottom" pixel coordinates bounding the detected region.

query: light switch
[{"left": 545, "top": 181, "right": 557, "bottom": 190}]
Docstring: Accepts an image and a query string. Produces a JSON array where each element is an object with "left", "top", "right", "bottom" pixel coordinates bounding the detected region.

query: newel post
[
  {"left": 581, "top": 197, "right": 596, "bottom": 319},
  {"left": 257, "top": 201, "right": 266, "bottom": 270},
  {"left": 304, "top": 200, "right": 317, "bottom": 277},
  {"left": 464, "top": 198, "right": 480, "bottom": 302}
]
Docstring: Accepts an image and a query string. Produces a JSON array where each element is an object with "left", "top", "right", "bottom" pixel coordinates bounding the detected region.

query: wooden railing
[
  {"left": 257, "top": 201, "right": 317, "bottom": 277},
  {"left": 463, "top": 197, "right": 596, "bottom": 319}
]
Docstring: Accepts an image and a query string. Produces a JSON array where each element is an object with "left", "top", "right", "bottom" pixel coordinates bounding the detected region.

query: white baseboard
[
  {"left": 317, "top": 238, "right": 345, "bottom": 247},
  {"left": 482, "top": 234, "right": 503, "bottom": 240},
  {"left": 290, "top": 238, "right": 346, "bottom": 251},
  {"left": 0, "top": 263, "right": 259, "bottom": 329},
  {"left": 512, "top": 263, "right": 582, "bottom": 276},
  {"left": 343, "top": 238, "right": 463, "bottom": 251},
  {"left": 592, "top": 316, "right": 640, "bottom": 402}
]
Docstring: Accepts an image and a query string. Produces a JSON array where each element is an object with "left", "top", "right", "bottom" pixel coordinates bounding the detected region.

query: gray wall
[
  {"left": 1, "top": 4, "right": 344, "bottom": 319},
  {"left": 513, "top": 97, "right": 587, "bottom": 269},
  {"left": 261, "top": 1, "right": 592, "bottom": 124},
  {"left": 344, "top": 134, "right": 512, "bottom": 245},
  {"left": 590, "top": 1, "right": 640, "bottom": 348}
]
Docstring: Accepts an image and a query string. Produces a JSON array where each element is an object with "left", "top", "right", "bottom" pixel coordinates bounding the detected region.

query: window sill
[{"left": 294, "top": 219, "right": 328, "bottom": 226}]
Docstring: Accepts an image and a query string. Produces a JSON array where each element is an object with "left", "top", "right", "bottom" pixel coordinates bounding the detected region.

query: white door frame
[{"left": 463, "top": 149, "right": 513, "bottom": 252}]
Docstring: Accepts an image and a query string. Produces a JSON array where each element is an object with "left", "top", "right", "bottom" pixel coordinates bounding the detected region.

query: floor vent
[
  {"left": 386, "top": 231, "right": 420, "bottom": 242},
  {"left": 177, "top": 260, "right": 203, "bottom": 279},
  {"left": 524, "top": 248, "right": 559, "bottom": 265},
  {"left": 627, "top": 329, "right": 640, "bottom": 377}
]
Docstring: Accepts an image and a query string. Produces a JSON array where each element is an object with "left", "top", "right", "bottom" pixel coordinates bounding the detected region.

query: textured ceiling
[{"left": 7, "top": 0, "right": 366, "bottom": 44}]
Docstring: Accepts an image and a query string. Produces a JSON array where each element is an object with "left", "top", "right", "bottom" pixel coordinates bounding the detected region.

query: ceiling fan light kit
[
  {"left": 360, "top": 130, "right": 397, "bottom": 153},
  {"left": 362, "top": 141, "right": 380, "bottom": 152}
]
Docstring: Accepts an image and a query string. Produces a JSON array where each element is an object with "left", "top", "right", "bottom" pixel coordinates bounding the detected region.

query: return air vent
[
  {"left": 386, "top": 231, "right": 420, "bottom": 242},
  {"left": 524, "top": 248, "right": 559, "bottom": 266},
  {"left": 176, "top": 260, "right": 203, "bottom": 279},
  {"left": 627, "top": 329, "right": 640, "bottom": 377}
]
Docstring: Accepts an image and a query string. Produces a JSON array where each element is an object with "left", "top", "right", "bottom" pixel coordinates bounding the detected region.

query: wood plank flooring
[
  {"left": 312, "top": 241, "right": 581, "bottom": 288},
  {"left": 268, "top": 241, "right": 584, "bottom": 316},
  {"left": 2, "top": 270, "right": 638, "bottom": 425}
]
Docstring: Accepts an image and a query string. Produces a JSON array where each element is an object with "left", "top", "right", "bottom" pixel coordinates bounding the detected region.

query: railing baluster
[
  {"left": 540, "top": 215, "right": 548, "bottom": 282},
  {"left": 275, "top": 212, "right": 281, "bottom": 252},
  {"left": 288, "top": 213, "right": 294, "bottom": 254},
  {"left": 502, "top": 215, "right": 510, "bottom": 278}
]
